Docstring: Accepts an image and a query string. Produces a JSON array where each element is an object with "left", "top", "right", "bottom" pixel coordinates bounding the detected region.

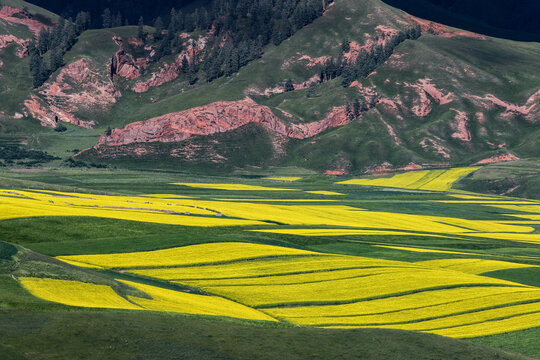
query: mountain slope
[{"left": 1, "top": 0, "right": 539, "bottom": 179}]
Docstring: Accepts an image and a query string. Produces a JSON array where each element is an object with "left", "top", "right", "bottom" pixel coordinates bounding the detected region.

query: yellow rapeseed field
[
  {"left": 277, "top": 290, "right": 540, "bottom": 326},
  {"left": 1, "top": 189, "right": 538, "bottom": 246},
  {"left": 0, "top": 189, "right": 264, "bottom": 227},
  {"left": 19, "top": 277, "right": 141, "bottom": 310},
  {"left": 305, "top": 191, "right": 345, "bottom": 196},
  {"left": 178, "top": 267, "right": 417, "bottom": 287},
  {"left": 418, "top": 258, "right": 538, "bottom": 275},
  {"left": 130, "top": 255, "right": 419, "bottom": 280},
  {"left": 192, "top": 268, "right": 520, "bottom": 307},
  {"left": 374, "top": 245, "right": 474, "bottom": 255},
  {"left": 119, "top": 280, "right": 277, "bottom": 321},
  {"left": 336, "top": 167, "right": 480, "bottom": 191},
  {"left": 56, "top": 242, "right": 319, "bottom": 269},
  {"left": 250, "top": 229, "right": 443, "bottom": 237},
  {"left": 346, "top": 302, "right": 540, "bottom": 332},
  {"left": 171, "top": 183, "right": 298, "bottom": 191},
  {"left": 266, "top": 286, "right": 535, "bottom": 318},
  {"left": 431, "top": 311, "right": 540, "bottom": 338},
  {"left": 462, "top": 232, "right": 540, "bottom": 244}
]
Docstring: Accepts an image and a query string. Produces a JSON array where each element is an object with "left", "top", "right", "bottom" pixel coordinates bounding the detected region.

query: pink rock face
[
  {"left": 420, "top": 137, "right": 451, "bottom": 159},
  {"left": 26, "top": 58, "right": 119, "bottom": 128},
  {"left": 439, "top": 31, "right": 487, "bottom": 40},
  {"left": 0, "top": 34, "right": 30, "bottom": 58},
  {"left": 450, "top": 109, "right": 471, "bottom": 142},
  {"left": 112, "top": 50, "right": 141, "bottom": 79},
  {"left": 282, "top": 54, "right": 331, "bottom": 70},
  {"left": 24, "top": 95, "right": 95, "bottom": 128},
  {"left": 475, "top": 153, "right": 520, "bottom": 165},
  {"left": 466, "top": 91, "right": 540, "bottom": 123},
  {"left": 405, "top": 79, "right": 454, "bottom": 117},
  {"left": 406, "top": 14, "right": 486, "bottom": 40},
  {"left": 132, "top": 36, "right": 207, "bottom": 93},
  {"left": 324, "top": 170, "right": 346, "bottom": 175},
  {"left": 0, "top": 6, "right": 54, "bottom": 36},
  {"left": 128, "top": 37, "right": 144, "bottom": 47},
  {"left": 366, "top": 162, "right": 423, "bottom": 175},
  {"left": 96, "top": 98, "right": 349, "bottom": 147},
  {"left": 411, "top": 89, "right": 432, "bottom": 117},
  {"left": 416, "top": 79, "right": 454, "bottom": 105},
  {"left": 476, "top": 112, "right": 486, "bottom": 124},
  {"left": 41, "top": 58, "right": 119, "bottom": 107}
]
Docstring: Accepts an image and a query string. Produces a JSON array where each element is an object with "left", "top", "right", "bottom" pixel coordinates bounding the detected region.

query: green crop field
[{"left": 1, "top": 167, "right": 540, "bottom": 359}]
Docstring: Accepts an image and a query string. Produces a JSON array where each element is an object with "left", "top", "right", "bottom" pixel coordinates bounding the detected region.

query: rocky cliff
[{"left": 96, "top": 97, "right": 348, "bottom": 147}]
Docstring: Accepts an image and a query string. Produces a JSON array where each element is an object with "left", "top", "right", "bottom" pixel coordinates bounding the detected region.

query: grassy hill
[{"left": 0, "top": 0, "right": 539, "bottom": 189}]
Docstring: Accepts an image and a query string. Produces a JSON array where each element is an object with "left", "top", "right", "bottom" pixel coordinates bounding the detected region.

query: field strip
[
  {"left": 249, "top": 229, "right": 445, "bottom": 237},
  {"left": 336, "top": 168, "right": 480, "bottom": 192},
  {"left": 275, "top": 294, "right": 540, "bottom": 326},
  {"left": 437, "top": 201, "right": 539, "bottom": 204},
  {"left": 195, "top": 270, "right": 525, "bottom": 307},
  {"left": 459, "top": 233, "right": 540, "bottom": 244},
  {"left": 305, "top": 191, "right": 345, "bottom": 196},
  {"left": 0, "top": 190, "right": 266, "bottom": 227},
  {"left": 171, "top": 183, "right": 299, "bottom": 191},
  {"left": 129, "top": 255, "right": 422, "bottom": 280},
  {"left": 430, "top": 311, "right": 540, "bottom": 338},
  {"left": 321, "top": 309, "right": 540, "bottom": 338},
  {"left": 118, "top": 280, "right": 277, "bottom": 322},
  {"left": 487, "top": 205, "right": 540, "bottom": 213},
  {"left": 19, "top": 277, "right": 142, "bottom": 310},
  {"left": 212, "top": 198, "right": 338, "bottom": 202},
  {"left": 176, "top": 268, "right": 416, "bottom": 287},
  {"left": 327, "top": 303, "right": 540, "bottom": 332},
  {"left": 56, "top": 242, "right": 320, "bottom": 269},
  {"left": 417, "top": 258, "right": 539, "bottom": 275},
  {"left": 265, "top": 287, "right": 537, "bottom": 317},
  {"left": 373, "top": 245, "right": 478, "bottom": 255},
  {"left": 140, "top": 194, "right": 194, "bottom": 199}
]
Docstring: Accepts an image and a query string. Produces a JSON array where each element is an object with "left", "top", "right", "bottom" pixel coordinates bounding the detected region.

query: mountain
[{"left": 0, "top": 0, "right": 539, "bottom": 196}]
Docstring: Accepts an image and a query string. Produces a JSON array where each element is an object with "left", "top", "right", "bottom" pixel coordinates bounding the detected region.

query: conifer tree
[
  {"left": 102, "top": 8, "right": 111, "bottom": 28},
  {"left": 137, "top": 17, "right": 145, "bottom": 40},
  {"left": 154, "top": 17, "right": 164, "bottom": 41},
  {"left": 37, "top": 28, "right": 50, "bottom": 55},
  {"left": 285, "top": 78, "right": 294, "bottom": 92}
]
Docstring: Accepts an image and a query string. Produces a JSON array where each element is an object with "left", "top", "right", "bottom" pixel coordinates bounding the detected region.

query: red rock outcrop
[
  {"left": 450, "top": 109, "right": 471, "bottom": 142},
  {"left": 0, "top": 34, "right": 30, "bottom": 58},
  {"left": 406, "top": 14, "right": 486, "bottom": 40},
  {"left": 365, "top": 162, "right": 423, "bottom": 175},
  {"left": 132, "top": 36, "right": 207, "bottom": 93},
  {"left": 24, "top": 95, "right": 95, "bottom": 128},
  {"left": 25, "top": 58, "right": 119, "bottom": 128},
  {"left": 41, "top": 58, "right": 120, "bottom": 107},
  {"left": 404, "top": 78, "right": 454, "bottom": 117},
  {"left": 0, "top": 6, "right": 54, "bottom": 36},
  {"left": 466, "top": 90, "right": 540, "bottom": 123},
  {"left": 475, "top": 153, "right": 520, "bottom": 165},
  {"left": 111, "top": 49, "right": 141, "bottom": 79},
  {"left": 420, "top": 136, "right": 451, "bottom": 159},
  {"left": 96, "top": 98, "right": 349, "bottom": 147}
]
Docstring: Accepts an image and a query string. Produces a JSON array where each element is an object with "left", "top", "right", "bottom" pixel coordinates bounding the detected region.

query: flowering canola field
[
  {"left": 337, "top": 167, "right": 480, "bottom": 191},
  {"left": 1, "top": 189, "right": 538, "bottom": 245},
  {"left": 3, "top": 171, "right": 540, "bottom": 341},
  {"left": 19, "top": 277, "right": 275, "bottom": 321},
  {"left": 22, "top": 242, "right": 535, "bottom": 339}
]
